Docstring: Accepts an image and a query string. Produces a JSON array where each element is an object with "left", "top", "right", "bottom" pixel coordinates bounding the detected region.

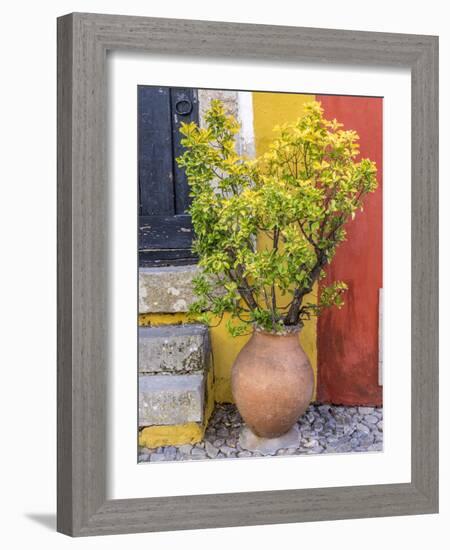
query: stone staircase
[
  {"left": 139, "top": 324, "right": 212, "bottom": 428},
  {"left": 138, "top": 265, "right": 215, "bottom": 447}
]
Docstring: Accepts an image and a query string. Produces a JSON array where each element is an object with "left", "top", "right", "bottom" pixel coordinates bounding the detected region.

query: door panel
[
  {"left": 170, "top": 88, "right": 199, "bottom": 214},
  {"left": 138, "top": 86, "right": 174, "bottom": 216},
  {"left": 138, "top": 86, "right": 199, "bottom": 266}
]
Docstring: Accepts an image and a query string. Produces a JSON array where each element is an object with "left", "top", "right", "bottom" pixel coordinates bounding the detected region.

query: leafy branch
[{"left": 177, "top": 99, "right": 378, "bottom": 335}]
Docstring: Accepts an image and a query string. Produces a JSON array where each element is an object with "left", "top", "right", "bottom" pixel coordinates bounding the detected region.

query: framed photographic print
[{"left": 57, "top": 13, "right": 438, "bottom": 536}]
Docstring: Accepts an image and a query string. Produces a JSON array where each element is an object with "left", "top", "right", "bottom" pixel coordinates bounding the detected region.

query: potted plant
[{"left": 177, "top": 99, "right": 378, "bottom": 439}]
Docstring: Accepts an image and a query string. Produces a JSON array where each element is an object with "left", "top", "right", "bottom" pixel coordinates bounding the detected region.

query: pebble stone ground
[{"left": 139, "top": 403, "right": 383, "bottom": 462}]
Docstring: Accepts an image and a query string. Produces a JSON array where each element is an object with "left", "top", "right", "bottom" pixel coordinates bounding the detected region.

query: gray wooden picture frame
[{"left": 57, "top": 12, "right": 439, "bottom": 537}]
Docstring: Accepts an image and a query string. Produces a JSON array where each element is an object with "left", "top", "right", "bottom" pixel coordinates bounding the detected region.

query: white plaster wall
[
  {"left": 237, "top": 91, "right": 256, "bottom": 158},
  {"left": 198, "top": 88, "right": 255, "bottom": 157}
]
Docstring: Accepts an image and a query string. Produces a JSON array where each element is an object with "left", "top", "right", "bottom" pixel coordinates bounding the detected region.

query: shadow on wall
[{"left": 25, "top": 513, "right": 56, "bottom": 531}]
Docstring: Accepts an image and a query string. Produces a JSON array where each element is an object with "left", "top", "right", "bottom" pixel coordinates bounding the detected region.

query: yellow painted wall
[
  {"left": 252, "top": 92, "right": 318, "bottom": 397},
  {"left": 252, "top": 92, "right": 314, "bottom": 155}
]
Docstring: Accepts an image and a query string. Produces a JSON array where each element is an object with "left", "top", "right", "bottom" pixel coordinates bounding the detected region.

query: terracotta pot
[{"left": 231, "top": 327, "right": 314, "bottom": 438}]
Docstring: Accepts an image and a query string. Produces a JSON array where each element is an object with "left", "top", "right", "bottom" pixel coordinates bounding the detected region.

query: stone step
[
  {"left": 139, "top": 265, "right": 199, "bottom": 313},
  {"left": 139, "top": 323, "right": 210, "bottom": 375},
  {"left": 139, "top": 373, "right": 205, "bottom": 427}
]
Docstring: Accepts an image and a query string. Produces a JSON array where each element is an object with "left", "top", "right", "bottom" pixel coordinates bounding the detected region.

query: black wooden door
[{"left": 138, "top": 86, "right": 199, "bottom": 267}]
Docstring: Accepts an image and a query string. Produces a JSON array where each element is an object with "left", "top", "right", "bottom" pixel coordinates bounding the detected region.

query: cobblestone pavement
[{"left": 139, "top": 403, "right": 383, "bottom": 462}]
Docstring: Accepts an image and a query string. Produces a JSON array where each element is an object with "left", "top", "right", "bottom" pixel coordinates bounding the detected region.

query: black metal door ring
[{"left": 175, "top": 98, "right": 193, "bottom": 116}]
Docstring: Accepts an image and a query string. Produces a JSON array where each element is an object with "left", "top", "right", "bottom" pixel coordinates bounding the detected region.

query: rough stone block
[
  {"left": 139, "top": 324, "right": 210, "bottom": 374},
  {"left": 239, "top": 424, "right": 300, "bottom": 456},
  {"left": 198, "top": 89, "right": 239, "bottom": 125},
  {"left": 139, "top": 374, "right": 205, "bottom": 426},
  {"left": 139, "top": 265, "right": 199, "bottom": 313}
]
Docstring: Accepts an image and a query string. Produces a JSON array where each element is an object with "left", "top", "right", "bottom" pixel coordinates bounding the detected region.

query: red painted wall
[{"left": 316, "top": 95, "right": 383, "bottom": 406}]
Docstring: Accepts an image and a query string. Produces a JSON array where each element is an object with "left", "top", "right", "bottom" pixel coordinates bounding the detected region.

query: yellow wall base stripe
[{"left": 139, "top": 423, "right": 204, "bottom": 448}]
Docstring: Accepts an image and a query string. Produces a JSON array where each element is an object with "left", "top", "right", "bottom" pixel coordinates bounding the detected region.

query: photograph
[
  {"left": 1, "top": 0, "right": 441, "bottom": 543},
  {"left": 137, "top": 87, "right": 383, "bottom": 462}
]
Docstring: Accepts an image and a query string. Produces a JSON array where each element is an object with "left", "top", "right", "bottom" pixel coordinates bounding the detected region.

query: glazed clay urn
[{"left": 231, "top": 326, "right": 314, "bottom": 438}]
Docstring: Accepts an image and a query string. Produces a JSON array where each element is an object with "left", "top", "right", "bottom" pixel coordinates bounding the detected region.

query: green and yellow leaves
[{"left": 177, "top": 99, "right": 378, "bottom": 335}]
